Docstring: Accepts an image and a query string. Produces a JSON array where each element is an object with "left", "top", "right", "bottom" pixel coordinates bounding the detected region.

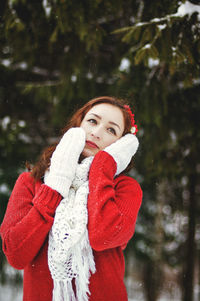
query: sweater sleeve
[
  {"left": 0, "top": 172, "right": 62, "bottom": 269},
  {"left": 87, "top": 151, "right": 142, "bottom": 251}
]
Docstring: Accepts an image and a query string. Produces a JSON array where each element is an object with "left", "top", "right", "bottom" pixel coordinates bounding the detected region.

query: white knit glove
[
  {"left": 44, "top": 127, "right": 86, "bottom": 197},
  {"left": 104, "top": 134, "right": 139, "bottom": 175}
]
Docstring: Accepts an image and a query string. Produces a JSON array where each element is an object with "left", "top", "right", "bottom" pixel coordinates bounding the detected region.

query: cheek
[
  {"left": 80, "top": 121, "right": 86, "bottom": 131},
  {"left": 102, "top": 135, "right": 119, "bottom": 149},
  {"left": 80, "top": 120, "right": 92, "bottom": 134}
]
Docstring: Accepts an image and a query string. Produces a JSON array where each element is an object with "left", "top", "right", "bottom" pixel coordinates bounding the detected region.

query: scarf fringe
[
  {"left": 52, "top": 280, "right": 76, "bottom": 301},
  {"left": 48, "top": 157, "right": 96, "bottom": 301},
  {"left": 52, "top": 232, "right": 96, "bottom": 301}
]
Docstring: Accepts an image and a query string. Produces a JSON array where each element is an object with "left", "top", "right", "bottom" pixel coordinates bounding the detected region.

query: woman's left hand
[{"left": 104, "top": 134, "right": 139, "bottom": 175}]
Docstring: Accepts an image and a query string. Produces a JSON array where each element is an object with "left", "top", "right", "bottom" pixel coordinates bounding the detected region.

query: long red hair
[{"left": 30, "top": 96, "right": 135, "bottom": 180}]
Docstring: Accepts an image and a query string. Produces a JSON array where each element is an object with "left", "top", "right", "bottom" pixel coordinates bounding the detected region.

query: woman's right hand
[{"left": 44, "top": 127, "right": 86, "bottom": 197}]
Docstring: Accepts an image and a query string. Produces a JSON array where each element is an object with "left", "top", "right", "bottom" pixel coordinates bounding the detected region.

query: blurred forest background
[{"left": 0, "top": 0, "right": 200, "bottom": 300}]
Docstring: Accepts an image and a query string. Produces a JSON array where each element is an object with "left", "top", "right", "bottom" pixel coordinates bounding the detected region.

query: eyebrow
[{"left": 88, "top": 113, "right": 121, "bottom": 130}]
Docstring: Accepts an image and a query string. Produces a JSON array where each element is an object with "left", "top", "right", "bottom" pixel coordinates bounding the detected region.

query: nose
[{"left": 91, "top": 125, "right": 103, "bottom": 140}]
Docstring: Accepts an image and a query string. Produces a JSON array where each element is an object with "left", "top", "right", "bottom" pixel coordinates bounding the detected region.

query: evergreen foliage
[{"left": 0, "top": 0, "right": 200, "bottom": 300}]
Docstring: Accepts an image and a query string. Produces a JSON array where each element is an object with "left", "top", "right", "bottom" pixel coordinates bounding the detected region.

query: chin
[{"left": 82, "top": 147, "right": 98, "bottom": 158}]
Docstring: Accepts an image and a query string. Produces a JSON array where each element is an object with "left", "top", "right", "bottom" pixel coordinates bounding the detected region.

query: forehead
[{"left": 86, "top": 103, "right": 124, "bottom": 121}]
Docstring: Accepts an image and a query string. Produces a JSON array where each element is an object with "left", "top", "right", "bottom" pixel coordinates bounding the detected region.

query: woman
[{"left": 0, "top": 96, "right": 142, "bottom": 301}]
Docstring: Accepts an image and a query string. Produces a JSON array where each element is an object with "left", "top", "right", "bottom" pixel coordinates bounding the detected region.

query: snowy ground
[
  {"left": 0, "top": 264, "right": 182, "bottom": 301},
  {"left": 0, "top": 281, "right": 181, "bottom": 301},
  {"left": 0, "top": 284, "right": 22, "bottom": 301},
  {"left": 0, "top": 261, "right": 198, "bottom": 301},
  {"left": 1, "top": 281, "right": 199, "bottom": 301}
]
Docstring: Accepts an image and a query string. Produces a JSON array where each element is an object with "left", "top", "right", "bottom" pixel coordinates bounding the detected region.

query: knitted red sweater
[{"left": 0, "top": 151, "right": 142, "bottom": 301}]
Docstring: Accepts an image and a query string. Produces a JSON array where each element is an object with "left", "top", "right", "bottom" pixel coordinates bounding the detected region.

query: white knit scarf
[{"left": 47, "top": 156, "right": 96, "bottom": 301}]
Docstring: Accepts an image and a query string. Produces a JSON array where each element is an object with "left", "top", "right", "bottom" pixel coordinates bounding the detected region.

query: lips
[{"left": 86, "top": 140, "right": 99, "bottom": 149}]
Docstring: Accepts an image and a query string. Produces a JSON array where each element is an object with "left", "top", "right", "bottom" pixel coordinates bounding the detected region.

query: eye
[
  {"left": 108, "top": 127, "right": 116, "bottom": 135},
  {"left": 87, "top": 118, "right": 97, "bottom": 124}
]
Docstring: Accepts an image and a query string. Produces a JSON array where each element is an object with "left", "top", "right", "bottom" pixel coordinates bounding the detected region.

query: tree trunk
[
  {"left": 198, "top": 248, "right": 200, "bottom": 301},
  {"left": 183, "top": 173, "right": 197, "bottom": 301},
  {"left": 143, "top": 181, "right": 165, "bottom": 301}
]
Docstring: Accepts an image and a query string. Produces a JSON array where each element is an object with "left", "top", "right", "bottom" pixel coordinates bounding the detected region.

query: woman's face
[{"left": 80, "top": 103, "right": 125, "bottom": 157}]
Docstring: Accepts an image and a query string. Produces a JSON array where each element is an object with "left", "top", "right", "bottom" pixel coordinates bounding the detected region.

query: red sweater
[{"left": 0, "top": 151, "right": 142, "bottom": 301}]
